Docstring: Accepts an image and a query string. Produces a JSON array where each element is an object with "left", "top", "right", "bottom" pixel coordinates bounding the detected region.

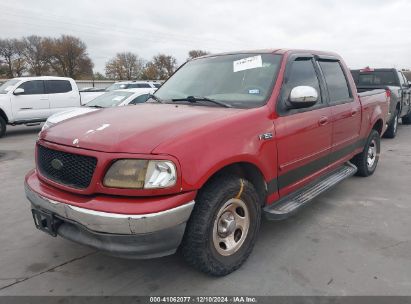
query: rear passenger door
[
  {"left": 46, "top": 80, "right": 79, "bottom": 115},
  {"left": 12, "top": 80, "right": 50, "bottom": 121},
  {"left": 318, "top": 59, "right": 361, "bottom": 159},
  {"left": 397, "top": 71, "right": 411, "bottom": 115},
  {"left": 275, "top": 55, "right": 333, "bottom": 197}
]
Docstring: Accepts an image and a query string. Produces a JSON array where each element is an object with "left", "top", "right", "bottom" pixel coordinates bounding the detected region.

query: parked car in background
[
  {"left": 26, "top": 49, "right": 388, "bottom": 276},
  {"left": 105, "top": 80, "right": 162, "bottom": 91},
  {"left": 351, "top": 67, "right": 411, "bottom": 138},
  {"left": 42, "top": 88, "right": 155, "bottom": 131}
]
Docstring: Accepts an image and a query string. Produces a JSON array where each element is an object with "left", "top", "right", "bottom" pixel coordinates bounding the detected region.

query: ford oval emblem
[{"left": 51, "top": 158, "right": 64, "bottom": 170}]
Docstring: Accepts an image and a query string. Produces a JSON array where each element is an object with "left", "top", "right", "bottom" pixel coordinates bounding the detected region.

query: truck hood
[{"left": 41, "top": 103, "right": 243, "bottom": 154}]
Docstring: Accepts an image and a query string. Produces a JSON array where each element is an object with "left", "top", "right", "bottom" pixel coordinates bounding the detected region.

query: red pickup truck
[{"left": 25, "top": 49, "right": 389, "bottom": 276}]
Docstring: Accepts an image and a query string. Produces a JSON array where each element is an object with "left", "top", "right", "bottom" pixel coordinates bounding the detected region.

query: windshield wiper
[
  {"left": 147, "top": 93, "right": 164, "bottom": 104},
  {"left": 172, "top": 96, "right": 232, "bottom": 108},
  {"left": 87, "top": 105, "right": 104, "bottom": 108}
]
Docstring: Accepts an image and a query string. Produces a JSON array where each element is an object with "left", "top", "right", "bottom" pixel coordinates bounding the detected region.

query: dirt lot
[{"left": 0, "top": 124, "right": 410, "bottom": 296}]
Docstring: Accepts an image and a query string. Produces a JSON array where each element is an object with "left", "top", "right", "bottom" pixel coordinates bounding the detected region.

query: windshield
[
  {"left": 155, "top": 53, "right": 282, "bottom": 108},
  {"left": 86, "top": 91, "right": 134, "bottom": 107},
  {"left": 0, "top": 79, "right": 20, "bottom": 94}
]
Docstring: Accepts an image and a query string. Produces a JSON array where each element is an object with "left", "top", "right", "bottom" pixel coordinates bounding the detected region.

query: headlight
[
  {"left": 41, "top": 121, "right": 55, "bottom": 131},
  {"left": 103, "top": 159, "right": 177, "bottom": 189}
]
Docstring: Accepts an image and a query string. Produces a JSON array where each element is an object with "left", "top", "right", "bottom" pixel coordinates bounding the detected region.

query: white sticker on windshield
[{"left": 233, "top": 55, "right": 263, "bottom": 73}]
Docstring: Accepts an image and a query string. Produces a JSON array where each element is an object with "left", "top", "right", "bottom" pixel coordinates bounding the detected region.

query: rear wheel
[
  {"left": 383, "top": 109, "right": 399, "bottom": 138},
  {"left": 351, "top": 130, "right": 380, "bottom": 177},
  {"left": 0, "top": 116, "right": 6, "bottom": 138},
  {"left": 181, "top": 174, "right": 261, "bottom": 276}
]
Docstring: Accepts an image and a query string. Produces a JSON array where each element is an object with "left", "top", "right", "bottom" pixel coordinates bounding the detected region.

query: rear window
[
  {"left": 45, "top": 80, "right": 72, "bottom": 93},
  {"left": 355, "top": 71, "right": 397, "bottom": 86}
]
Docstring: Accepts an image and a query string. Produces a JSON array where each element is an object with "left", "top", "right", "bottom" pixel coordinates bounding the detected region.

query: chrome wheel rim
[
  {"left": 367, "top": 139, "right": 377, "bottom": 168},
  {"left": 212, "top": 198, "right": 250, "bottom": 256}
]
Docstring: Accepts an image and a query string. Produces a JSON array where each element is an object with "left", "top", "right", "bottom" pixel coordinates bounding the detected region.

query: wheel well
[
  {"left": 203, "top": 162, "right": 267, "bottom": 206},
  {"left": 0, "top": 109, "right": 8, "bottom": 124},
  {"left": 372, "top": 119, "right": 383, "bottom": 135}
]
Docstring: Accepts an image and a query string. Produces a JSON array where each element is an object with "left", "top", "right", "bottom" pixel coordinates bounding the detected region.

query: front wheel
[
  {"left": 351, "top": 130, "right": 380, "bottom": 177},
  {"left": 383, "top": 109, "right": 399, "bottom": 138},
  {"left": 0, "top": 116, "right": 6, "bottom": 138},
  {"left": 402, "top": 112, "right": 411, "bottom": 125},
  {"left": 181, "top": 174, "right": 261, "bottom": 276}
]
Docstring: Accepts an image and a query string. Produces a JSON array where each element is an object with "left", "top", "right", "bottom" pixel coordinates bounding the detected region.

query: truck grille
[{"left": 37, "top": 144, "right": 97, "bottom": 189}]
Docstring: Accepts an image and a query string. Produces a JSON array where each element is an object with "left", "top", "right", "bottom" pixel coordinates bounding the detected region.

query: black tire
[
  {"left": 383, "top": 109, "right": 399, "bottom": 138},
  {"left": 0, "top": 116, "right": 6, "bottom": 138},
  {"left": 351, "top": 130, "right": 380, "bottom": 177},
  {"left": 181, "top": 174, "right": 261, "bottom": 276},
  {"left": 402, "top": 112, "right": 411, "bottom": 125}
]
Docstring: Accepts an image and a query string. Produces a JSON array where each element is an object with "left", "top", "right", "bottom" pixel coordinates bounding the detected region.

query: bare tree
[
  {"left": 12, "top": 39, "right": 26, "bottom": 77},
  {"left": 0, "top": 39, "right": 17, "bottom": 77},
  {"left": 105, "top": 52, "right": 145, "bottom": 80},
  {"left": 141, "top": 54, "right": 178, "bottom": 80},
  {"left": 22, "top": 35, "right": 49, "bottom": 76},
  {"left": 44, "top": 35, "right": 93, "bottom": 79},
  {"left": 187, "top": 49, "right": 209, "bottom": 60}
]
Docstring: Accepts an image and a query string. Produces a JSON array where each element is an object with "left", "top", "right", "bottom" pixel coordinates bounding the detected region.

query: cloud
[{"left": 1, "top": 0, "right": 410, "bottom": 73}]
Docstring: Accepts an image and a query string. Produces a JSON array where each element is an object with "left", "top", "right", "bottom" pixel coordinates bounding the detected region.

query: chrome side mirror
[
  {"left": 13, "top": 88, "right": 25, "bottom": 95},
  {"left": 289, "top": 86, "right": 318, "bottom": 108}
]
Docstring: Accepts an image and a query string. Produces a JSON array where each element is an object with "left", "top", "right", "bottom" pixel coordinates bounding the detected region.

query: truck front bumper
[{"left": 25, "top": 171, "right": 195, "bottom": 259}]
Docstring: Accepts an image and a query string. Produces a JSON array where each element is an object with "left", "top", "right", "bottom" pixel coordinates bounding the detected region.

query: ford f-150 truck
[
  {"left": 351, "top": 68, "right": 411, "bottom": 138},
  {"left": 25, "top": 49, "right": 389, "bottom": 276}
]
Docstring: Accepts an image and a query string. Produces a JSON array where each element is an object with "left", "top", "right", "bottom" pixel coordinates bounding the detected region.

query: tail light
[{"left": 386, "top": 89, "right": 391, "bottom": 98}]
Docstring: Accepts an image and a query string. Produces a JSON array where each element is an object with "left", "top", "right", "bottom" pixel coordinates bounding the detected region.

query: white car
[
  {"left": 105, "top": 80, "right": 162, "bottom": 91},
  {"left": 41, "top": 88, "right": 155, "bottom": 131}
]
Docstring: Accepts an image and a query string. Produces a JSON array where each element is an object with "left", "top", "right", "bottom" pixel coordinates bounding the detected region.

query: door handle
[
  {"left": 40, "top": 97, "right": 48, "bottom": 100},
  {"left": 318, "top": 117, "right": 329, "bottom": 126},
  {"left": 351, "top": 109, "right": 358, "bottom": 116}
]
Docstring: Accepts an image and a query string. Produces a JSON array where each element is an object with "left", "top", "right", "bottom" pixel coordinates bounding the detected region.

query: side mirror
[
  {"left": 13, "top": 88, "right": 25, "bottom": 95},
  {"left": 289, "top": 86, "right": 318, "bottom": 109}
]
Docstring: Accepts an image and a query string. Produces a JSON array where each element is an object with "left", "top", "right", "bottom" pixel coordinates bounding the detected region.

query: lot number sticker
[{"left": 233, "top": 55, "right": 262, "bottom": 72}]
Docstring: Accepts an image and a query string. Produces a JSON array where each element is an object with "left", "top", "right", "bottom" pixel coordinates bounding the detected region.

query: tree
[
  {"left": 105, "top": 52, "right": 144, "bottom": 80},
  {"left": 0, "top": 39, "right": 17, "bottom": 77},
  {"left": 44, "top": 35, "right": 93, "bottom": 79},
  {"left": 187, "top": 49, "right": 209, "bottom": 60},
  {"left": 22, "top": 35, "right": 49, "bottom": 76},
  {"left": 12, "top": 39, "right": 26, "bottom": 77},
  {"left": 141, "top": 54, "right": 178, "bottom": 80}
]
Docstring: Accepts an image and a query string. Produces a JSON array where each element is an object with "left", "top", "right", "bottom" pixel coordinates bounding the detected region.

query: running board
[{"left": 264, "top": 163, "right": 357, "bottom": 220}]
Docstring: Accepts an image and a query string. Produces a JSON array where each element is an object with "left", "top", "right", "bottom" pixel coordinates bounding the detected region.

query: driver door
[
  {"left": 12, "top": 80, "right": 50, "bottom": 121},
  {"left": 275, "top": 55, "right": 333, "bottom": 197}
]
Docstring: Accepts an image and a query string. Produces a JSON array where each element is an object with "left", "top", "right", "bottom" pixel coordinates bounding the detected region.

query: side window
[
  {"left": 130, "top": 94, "right": 149, "bottom": 104},
  {"left": 319, "top": 61, "right": 351, "bottom": 104},
  {"left": 17, "top": 80, "right": 45, "bottom": 95},
  {"left": 45, "top": 80, "right": 72, "bottom": 94},
  {"left": 285, "top": 58, "right": 322, "bottom": 103}
]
